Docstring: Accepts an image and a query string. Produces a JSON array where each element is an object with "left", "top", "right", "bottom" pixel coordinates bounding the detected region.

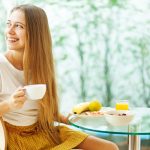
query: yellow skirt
[{"left": 4, "top": 122, "right": 88, "bottom": 150}]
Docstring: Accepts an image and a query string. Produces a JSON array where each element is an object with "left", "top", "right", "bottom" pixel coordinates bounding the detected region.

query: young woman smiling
[{"left": 0, "top": 4, "right": 118, "bottom": 150}]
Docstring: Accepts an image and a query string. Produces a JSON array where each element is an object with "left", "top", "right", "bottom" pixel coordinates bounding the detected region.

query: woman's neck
[{"left": 5, "top": 50, "right": 23, "bottom": 70}]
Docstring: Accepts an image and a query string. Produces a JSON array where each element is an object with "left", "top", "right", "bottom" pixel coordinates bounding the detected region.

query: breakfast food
[
  {"left": 72, "top": 102, "right": 89, "bottom": 114},
  {"left": 109, "top": 113, "right": 127, "bottom": 116},
  {"left": 88, "top": 100, "right": 102, "bottom": 111},
  {"left": 80, "top": 111, "right": 104, "bottom": 116},
  {"left": 72, "top": 100, "right": 102, "bottom": 114},
  {"left": 116, "top": 101, "right": 129, "bottom": 110},
  {"left": 104, "top": 110, "right": 135, "bottom": 126}
]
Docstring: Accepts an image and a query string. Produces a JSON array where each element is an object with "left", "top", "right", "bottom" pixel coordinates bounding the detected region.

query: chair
[{"left": 0, "top": 118, "right": 7, "bottom": 150}]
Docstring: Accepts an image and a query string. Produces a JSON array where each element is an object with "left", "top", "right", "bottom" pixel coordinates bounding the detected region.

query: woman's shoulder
[
  {"left": 0, "top": 53, "right": 10, "bottom": 72},
  {"left": 0, "top": 53, "right": 7, "bottom": 66}
]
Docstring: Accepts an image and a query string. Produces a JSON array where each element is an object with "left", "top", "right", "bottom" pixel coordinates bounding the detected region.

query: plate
[{"left": 74, "top": 107, "right": 114, "bottom": 119}]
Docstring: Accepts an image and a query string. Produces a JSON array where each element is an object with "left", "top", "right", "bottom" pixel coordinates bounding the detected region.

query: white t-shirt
[{"left": 0, "top": 54, "right": 39, "bottom": 126}]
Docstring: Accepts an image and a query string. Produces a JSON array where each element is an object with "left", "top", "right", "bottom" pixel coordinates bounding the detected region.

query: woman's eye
[
  {"left": 6, "top": 22, "right": 11, "bottom": 27},
  {"left": 6, "top": 22, "right": 24, "bottom": 29},
  {"left": 16, "top": 24, "right": 23, "bottom": 29}
]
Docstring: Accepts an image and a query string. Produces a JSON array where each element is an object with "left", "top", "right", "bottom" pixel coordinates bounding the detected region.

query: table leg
[{"left": 128, "top": 135, "right": 141, "bottom": 150}]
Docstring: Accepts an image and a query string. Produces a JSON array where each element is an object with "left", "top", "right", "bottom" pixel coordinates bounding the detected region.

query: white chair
[{"left": 0, "top": 118, "right": 7, "bottom": 150}]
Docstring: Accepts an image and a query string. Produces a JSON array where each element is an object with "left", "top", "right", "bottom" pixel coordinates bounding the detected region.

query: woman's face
[{"left": 5, "top": 10, "right": 26, "bottom": 51}]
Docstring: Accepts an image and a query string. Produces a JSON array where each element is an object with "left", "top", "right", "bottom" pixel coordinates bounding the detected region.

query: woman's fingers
[
  {"left": 8, "top": 88, "right": 27, "bottom": 110},
  {"left": 14, "top": 96, "right": 27, "bottom": 103},
  {"left": 13, "top": 90, "right": 25, "bottom": 98}
]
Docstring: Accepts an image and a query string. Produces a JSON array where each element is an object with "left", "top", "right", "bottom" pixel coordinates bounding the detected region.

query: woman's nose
[{"left": 7, "top": 25, "right": 15, "bottom": 34}]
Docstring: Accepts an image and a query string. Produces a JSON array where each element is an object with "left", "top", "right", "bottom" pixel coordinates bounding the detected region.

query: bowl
[{"left": 104, "top": 110, "right": 135, "bottom": 126}]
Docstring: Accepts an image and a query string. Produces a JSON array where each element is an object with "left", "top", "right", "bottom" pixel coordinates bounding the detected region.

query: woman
[{"left": 0, "top": 4, "right": 118, "bottom": 150}]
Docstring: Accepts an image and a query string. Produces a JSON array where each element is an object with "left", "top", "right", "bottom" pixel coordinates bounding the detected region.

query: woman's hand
[
  {"left": 60, "top": 113, "right": 72, "bottom": 124},
  {"left": 8, "top": 88, "right": 27, "bottom": 110}
]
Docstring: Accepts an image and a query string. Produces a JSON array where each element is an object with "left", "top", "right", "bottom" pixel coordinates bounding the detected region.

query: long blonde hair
[{"left": 11, "top": 4, "right": 60, "bottom": 144}]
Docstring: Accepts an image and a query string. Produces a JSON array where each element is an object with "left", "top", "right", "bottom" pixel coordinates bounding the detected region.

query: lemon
[{"left": 88, "top": 100, "right": 102, "bottom": 111}]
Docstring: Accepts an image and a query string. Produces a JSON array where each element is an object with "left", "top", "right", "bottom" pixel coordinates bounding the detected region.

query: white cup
[{"left": 24, "top": 84, "right": 46, "bottom": 100}]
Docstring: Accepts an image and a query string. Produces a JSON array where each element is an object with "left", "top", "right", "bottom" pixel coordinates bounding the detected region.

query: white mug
[{"left": 24, "top": 84, "right": 46, "bottom": 100}]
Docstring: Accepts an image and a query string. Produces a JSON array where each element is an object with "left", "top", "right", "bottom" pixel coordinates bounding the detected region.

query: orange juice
[{"left": 116, "top": 101, "right": 129, "bottom": 110}]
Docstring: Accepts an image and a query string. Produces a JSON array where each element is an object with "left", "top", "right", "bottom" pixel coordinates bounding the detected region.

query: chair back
[{"left": 0, "top": 118, "right": 7, "bottom": 150}]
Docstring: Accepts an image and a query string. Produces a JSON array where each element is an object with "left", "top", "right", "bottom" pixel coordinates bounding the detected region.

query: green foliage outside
[{"left": 0, "top": 0, "right": 150, "bottom": 112}]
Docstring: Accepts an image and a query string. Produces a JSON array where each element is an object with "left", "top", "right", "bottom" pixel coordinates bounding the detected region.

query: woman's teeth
[{"left": 8, "top": 38, "right": 19, "bottom": 42}]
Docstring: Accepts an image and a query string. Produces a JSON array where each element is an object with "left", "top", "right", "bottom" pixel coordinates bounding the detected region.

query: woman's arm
[
  {"left": 60, "top": 113, "right": 72, "bottom": 124},
  {"left": 0, "top": 101, "right": 10, "bottom": 117}
]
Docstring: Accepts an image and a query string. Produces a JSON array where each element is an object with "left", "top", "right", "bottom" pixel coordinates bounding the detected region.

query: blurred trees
[
  {"left": 0, "top": 2, "right": 7, "bottom": 51},
  {"left": 0, "top": 0, "right": 150, "bottom": 111}
]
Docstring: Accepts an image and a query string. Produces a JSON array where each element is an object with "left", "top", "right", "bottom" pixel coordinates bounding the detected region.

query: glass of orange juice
[{"left": 115, "top": 100, "right": 129, "bottom": 110}]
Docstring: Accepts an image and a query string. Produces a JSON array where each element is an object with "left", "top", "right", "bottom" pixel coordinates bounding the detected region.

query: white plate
[{"left": 74, "top": 107, "right": 114, "bottom": 118}]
